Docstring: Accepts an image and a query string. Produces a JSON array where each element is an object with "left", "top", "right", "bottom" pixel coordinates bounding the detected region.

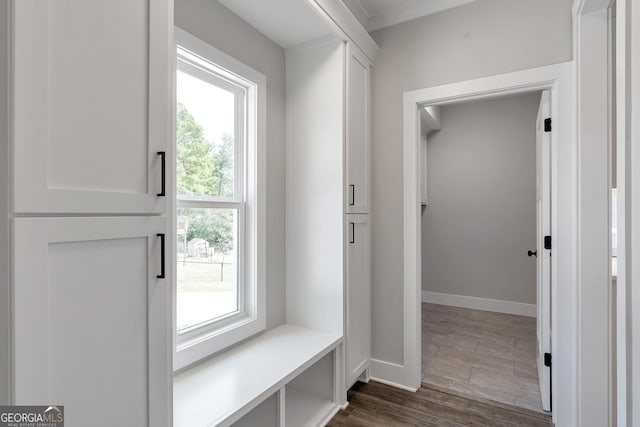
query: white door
[
  {"left": 346, "top": 44, "right": 371, "bottom": 214},
  {"left": 346, "top": 214, "right": 371, "bottom": 387},
  {"left": 536, "top": 90, "right": 552, "bottom": 412},
  {"left": 13, "top": 217, "right": 171, "bottom": 427},
  {"left": 11, "top": 0, "right": 171, "bottom": 214}
]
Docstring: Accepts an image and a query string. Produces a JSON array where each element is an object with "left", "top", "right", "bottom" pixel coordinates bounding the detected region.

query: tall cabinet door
[
  {"left": 345, "top": 44, "right": 371, "bottom": 214},
  {"left": 11, "top": 0, "right": 172, "bottom": 214},
  {"left": 345, "top": 214, "right": 371, "bottom": 387},
  {"left": 13, "top": 217, "right": 171, "bottom": 427}
]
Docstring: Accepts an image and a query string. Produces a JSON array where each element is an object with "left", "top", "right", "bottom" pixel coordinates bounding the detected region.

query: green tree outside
[
  {"left": 176, "top": 102, "right": 235, "bottom": 263},
  {"left": 176, "top": 103, "right": 215, "bottom": 197},
  {"left": 212, "top": 133, "right": 234, "bottom": 198}
]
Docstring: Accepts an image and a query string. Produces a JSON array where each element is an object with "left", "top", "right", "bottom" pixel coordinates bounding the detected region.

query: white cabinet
[
  {"left": 284, "top": 25, "right": 374, "bottom": 409},
  {"left": 346, "top": 44, "right": 371, "bottom": 215},
  {"left": 11, "top": 0, "right": 171, "bottom": 214},
  {"left": 285, "top": 38, "right": 372, "bottom": 392},
  {"left": 345, "top": 214, "right": 371, "bottom": 387},
  {"left": 7, "top": 1, "right": 173, "bottom": 425},
  {"left": 345, "top": 43, "right": 372, "bottom": 388},
  {"left": 13, "top": 217, "right": 171, "bottom": 427}
]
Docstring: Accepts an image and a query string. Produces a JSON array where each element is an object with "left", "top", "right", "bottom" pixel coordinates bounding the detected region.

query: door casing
[{"left": 401, "top": 62, "right": 574, "bottom": 426}]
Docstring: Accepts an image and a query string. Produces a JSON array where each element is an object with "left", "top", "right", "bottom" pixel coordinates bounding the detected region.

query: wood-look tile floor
[
  {"left": 421, "top": 303, "right": 545, "bottom": 413},
  {"left": 328, "top": 381, "right": 552, "bottom": 427}
]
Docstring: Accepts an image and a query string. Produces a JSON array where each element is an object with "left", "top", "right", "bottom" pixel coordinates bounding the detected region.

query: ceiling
[
  {"left": 343, "top": 0, "right": 477, "bottom": 31},
  {"left": 217, "top": 0, "right": 336, "bottom": 48},
  {"left": 216, "top": 0, "right": 477, "bottom": 49}
]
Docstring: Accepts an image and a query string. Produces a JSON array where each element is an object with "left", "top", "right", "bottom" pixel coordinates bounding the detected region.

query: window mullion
[{"left": 176, "top": 199, "right": 243, "bottom": 210}]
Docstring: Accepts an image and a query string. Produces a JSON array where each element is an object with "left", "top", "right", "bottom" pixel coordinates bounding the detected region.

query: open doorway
[
  {"left": 419, "top": 91, "right": 551, "bottom": 413},
  {"left": 400, "top": 63, "right": 575, "bottom": 426}
]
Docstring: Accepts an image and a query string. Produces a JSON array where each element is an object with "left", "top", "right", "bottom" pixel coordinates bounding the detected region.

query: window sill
[
  {"left": 173, "top": 324, "right": 342, "bottom": 427},
  {"left": 175, "top": 312, "right": 264, "bottom": 371}
]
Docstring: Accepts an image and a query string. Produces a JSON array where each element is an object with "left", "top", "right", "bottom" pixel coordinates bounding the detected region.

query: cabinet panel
[
  {"left": 12, "top": 0, "right": 171, "bottom": 214},
  {"left": 345, "top": 214, "right": 371, "bottom": 387},
  {"left": 13, "top": 217, "right": 170, "bottom": 427},
  {"left": 346, "top": 44, "right": 371, "bottom": 214}
]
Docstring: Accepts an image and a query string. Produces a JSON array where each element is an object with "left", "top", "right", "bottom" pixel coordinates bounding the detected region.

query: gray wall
[
  {"left": 175, "top": 0, "right": 286, "bottom": 329},
  {"left": 369, "top": 0, "right": 574, "bottom": 365},
  {"left": 422, "top": 93, "right": 539, "bottom": 305}
]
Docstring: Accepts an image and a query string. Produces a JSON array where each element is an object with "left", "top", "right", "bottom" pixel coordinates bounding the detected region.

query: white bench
[{"left": 174, "top": 324, "right": 342, "bottom": 427}]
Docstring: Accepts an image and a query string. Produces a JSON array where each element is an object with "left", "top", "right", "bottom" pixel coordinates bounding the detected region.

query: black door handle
[
  {"left": 157, "top": 233, "right": 166, "bottom": 279},
  {"left": 157, "top": 151, "right": 166, "bottom": 197},
  {"left": 528, "top": 250, "right": 537, "bottom": 258},
  {"left": 349, "top": 222, "right": 355, "bottom": 244}
]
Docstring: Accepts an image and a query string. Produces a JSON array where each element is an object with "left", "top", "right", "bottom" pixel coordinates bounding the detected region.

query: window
[{"left": 174, "top": 28, "right": 266, "bottom": 370}]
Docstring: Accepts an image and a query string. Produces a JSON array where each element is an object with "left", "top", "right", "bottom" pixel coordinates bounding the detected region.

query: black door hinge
[
  {"left": 544, "top": 118, "right": 552, "bottom": 132},
  {"left": 544, "top": 235, "right": 552, "bottom": 250},
  {"left": 544, "top": 352, "right": 552, "bottom": 367}
]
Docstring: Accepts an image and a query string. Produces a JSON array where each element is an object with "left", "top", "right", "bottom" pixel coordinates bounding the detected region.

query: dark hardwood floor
[{"left": 328, "top": 381, "right": 552, "bottom": 427}]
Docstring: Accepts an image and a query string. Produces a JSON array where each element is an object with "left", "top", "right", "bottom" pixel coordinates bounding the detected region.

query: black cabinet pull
[
  {"left": 157, "top": 233, "right": 165, "bottom": 279},
  {"left": 157, "top": 151, "right": 166, "bottom": 197},
  {"left": 349, "top": 222, "right": 355, "bottom": 244},
  {"left": 349, "top": 185, "right": 355, "bottom": 206},
  {"left": 528, "top": 249, "right": 537, "bottom": 258}
]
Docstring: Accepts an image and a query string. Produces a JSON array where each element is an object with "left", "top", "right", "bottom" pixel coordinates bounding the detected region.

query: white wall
[
  {"left": 0, "top": 0, "right": 9, "bottom": 405},
  {"left": 175, "top": 0, "right": 286, "bottom": 329},
  {"left": 422, "top": 93, "right": 539, "bottom": 305},
  {"left": 369, "top": 0, "right": 574, "bottom": 365},
  {"left": 285, "top": 39, "right": 345, "bottom": 336}
]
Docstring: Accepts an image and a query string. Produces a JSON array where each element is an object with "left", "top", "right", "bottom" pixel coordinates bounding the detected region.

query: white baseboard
[
  {"left": 421, "top": 291, "right": 536, "bottom": 317},
  {"left": 369, "top": 359, "right": 418, "bottom": 392},
  {"left": 316, "top": 403, "right": 342, "bottom": 427}
]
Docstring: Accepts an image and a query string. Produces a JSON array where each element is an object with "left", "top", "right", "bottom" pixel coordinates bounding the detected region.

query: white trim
[
  {"left": 173, "top": 27, "right": 267, "bottom": 371},
  {"left": 307, "top": 0, "right": 380, "bottom": 63},
  {"left": 369, "top": 359, "right": 419, "bottom": 393},
  {"left": 630, "top": 2, "right": 640, "bottom": 425},
  {"left": 314, "top": 404, "right": 342, "bottom": 427},
  {"left": 614, "top": 1, "right": 637, "bottom": 426},
  {"left": 421, "top": 291, "right": 536, "bottom": 318},
  {"left": 623, "top": 0, "right": 640, "bottom": 425},
  {"left": 343, "top": 0, "right": 369, "bottom": 26},
  {"left": 402, "top": 62, "right": 575, "bottom": 426},
  {"left": 420, "top": 106, "right": 441, "bottom": 133},
  {"left": 573, "top": 1, "right": 614, "bottom": 425},
  {"left": 615, "top": 1, "right": 628, "bottom": 424}
]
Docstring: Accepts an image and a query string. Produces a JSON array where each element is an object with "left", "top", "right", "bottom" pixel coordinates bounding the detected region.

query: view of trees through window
[
  {"left": 176, "top": 103, "right": 234, "bottom": 199},
  {"left": 176, "top": 93, "right": 240, "bottom": 332}
]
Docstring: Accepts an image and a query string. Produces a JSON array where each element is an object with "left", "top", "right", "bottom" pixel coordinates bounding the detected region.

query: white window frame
[{"left": 173, "top": 27, "right": 266, "bottom": 371}]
